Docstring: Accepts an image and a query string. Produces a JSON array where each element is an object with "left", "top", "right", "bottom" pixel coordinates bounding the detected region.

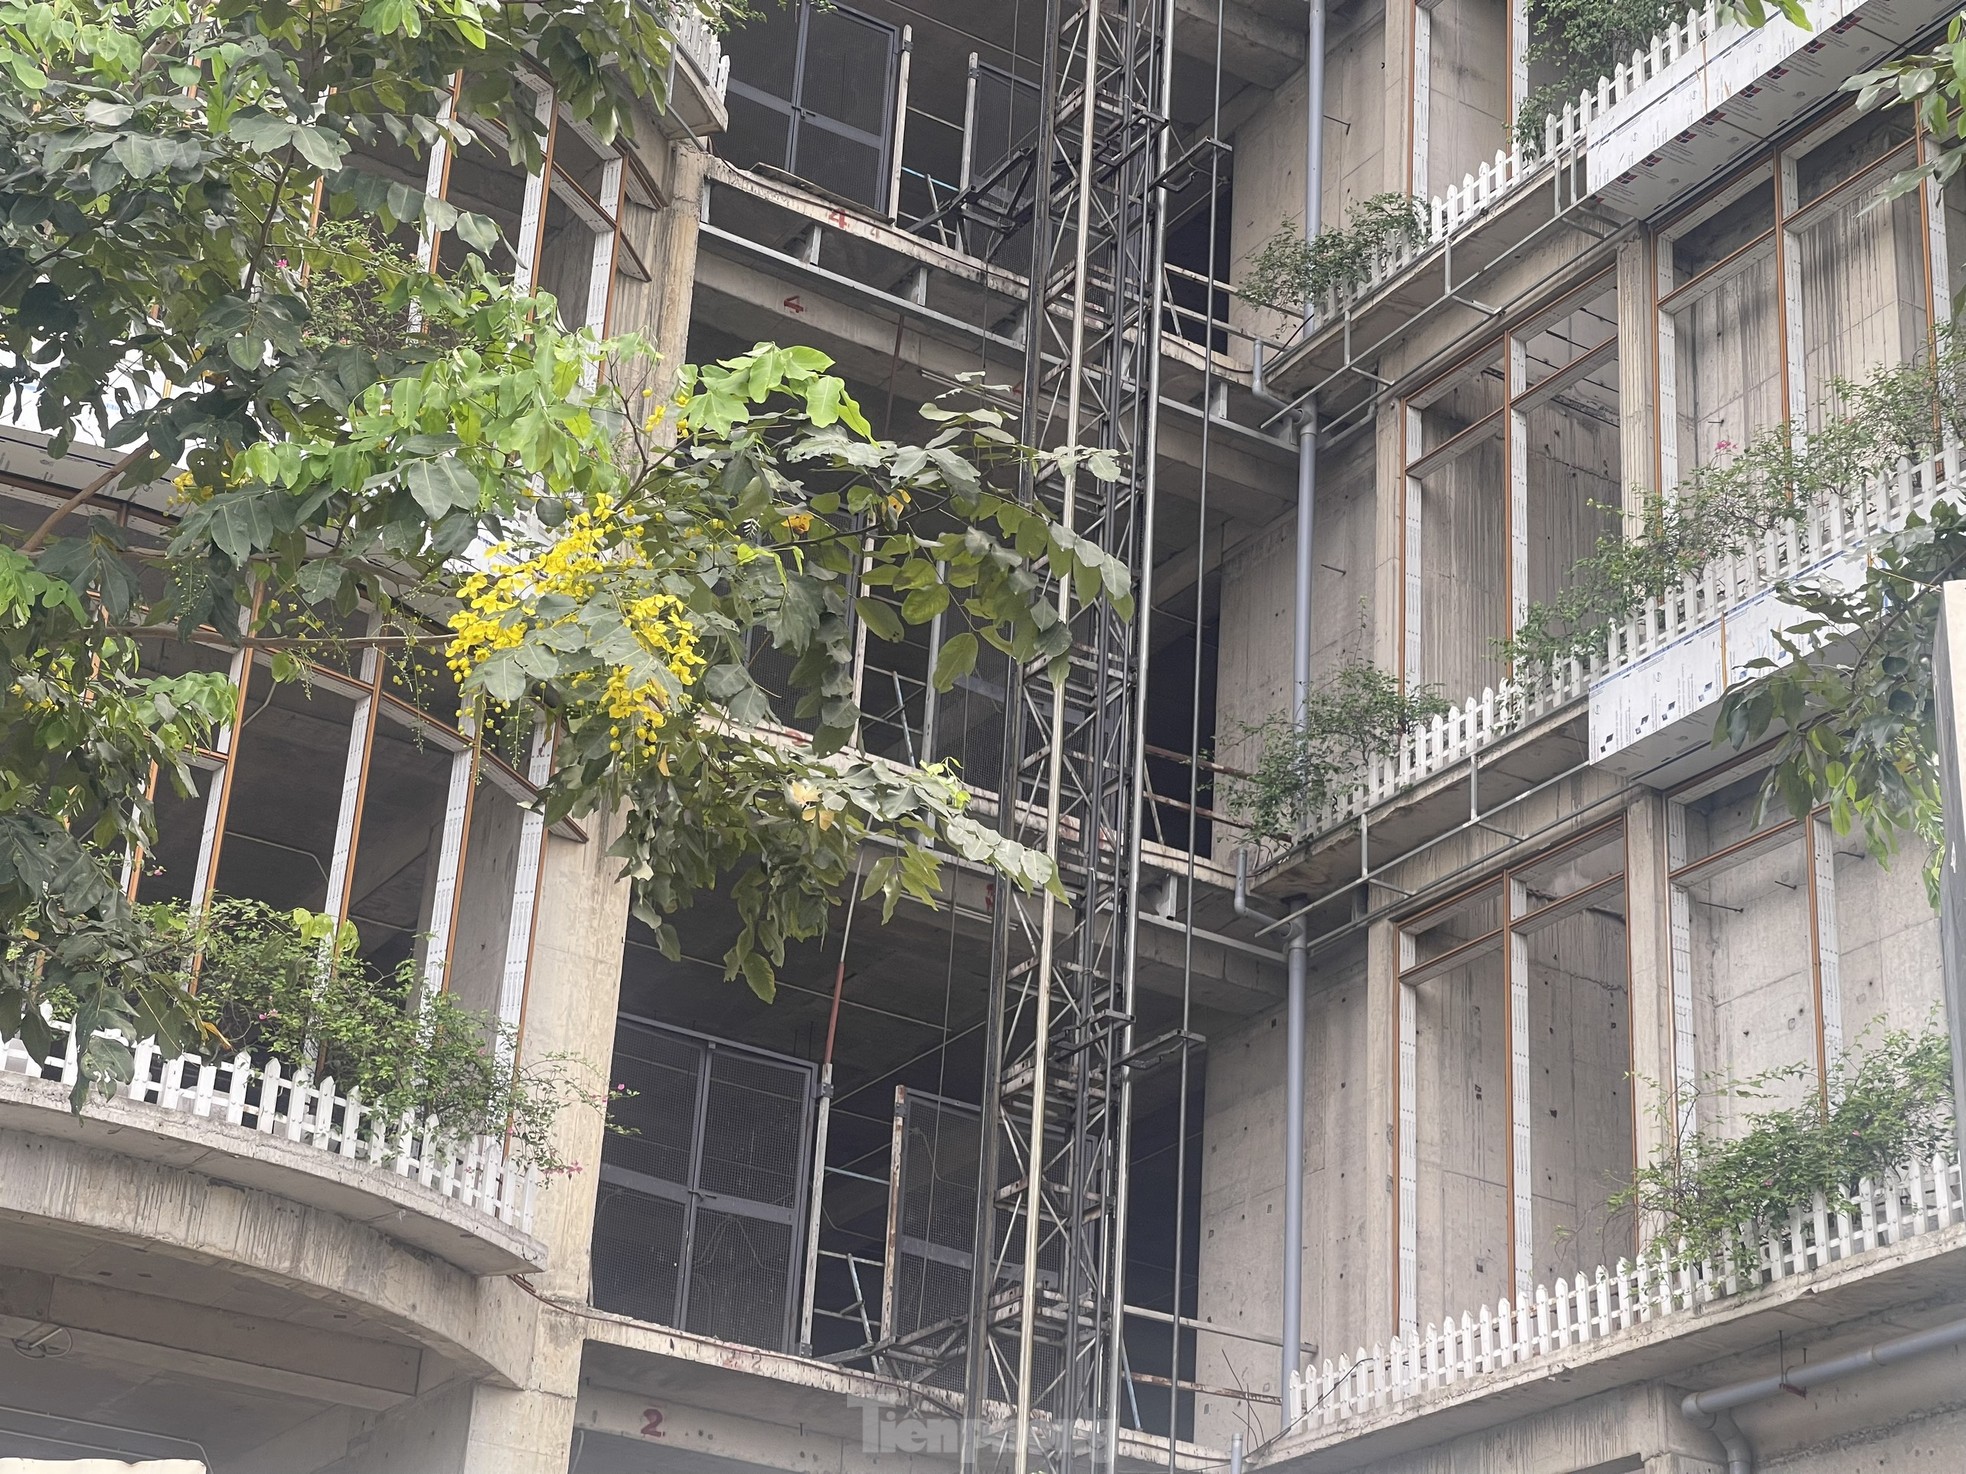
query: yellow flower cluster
[{"left": 447, "top": 497, "right": 705, "bottom": 757}]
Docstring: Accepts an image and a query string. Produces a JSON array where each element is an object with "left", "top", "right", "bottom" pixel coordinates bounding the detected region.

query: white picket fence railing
[
  {"left": 1302, "top": 659, "right": 1591, "bottom": 837},
  {"left": 1602, "top": 443, "right": 1959, "bottom": 674},
  {"left": 0, "top": 1018, "right": 536, "bottom": 1236},
  {"left": 1298, "top": 444, "right": 1960, "bottom": 842},
  {"left": 1287, "top": 1150, "right": 1966, "bottom": 1431},
  {"left": 671, "top": 7, "right": 732, "bottom": 102},
  {"left": 1307, "top": 2, "right": 1732, "bottom": 327}
]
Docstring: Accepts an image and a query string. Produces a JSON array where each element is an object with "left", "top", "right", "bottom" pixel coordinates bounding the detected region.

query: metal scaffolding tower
[{"left": 956, "top": 1, "right": 1174, "bottom": 1470}]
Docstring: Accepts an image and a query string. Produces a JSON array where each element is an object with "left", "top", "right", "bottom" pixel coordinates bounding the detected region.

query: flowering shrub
[
  {"left": 1221, "top": 658, "right": 1452, "bottom": 842},
  {"left": 1238, "top": 194, "right": 1430, "bottom": 316},
  {"left": 1501, "top": 339, "right": 1966, "bottom": 685}
]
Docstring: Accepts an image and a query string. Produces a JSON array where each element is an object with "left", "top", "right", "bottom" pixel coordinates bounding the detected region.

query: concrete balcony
[
  {"left": 0, "top": 1020, "right": 543, "bottom": 1278},
  {"left": 1259, "top": 444, "right": 1958, "bottom": 904},
  {"left": 1272, "top": 1149, "right": 1966, "bottom": 1470},
  {"left": 1585, "top": 0, "right": 1956, "bottom": 218},
  {"left": 667, "top": 8, "right": 731, "bottom": 137},
  {"left": 1588, "top": 444, "right": 1959, "bottom": 785}
]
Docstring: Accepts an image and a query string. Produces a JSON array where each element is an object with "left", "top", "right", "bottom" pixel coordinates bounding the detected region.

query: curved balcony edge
[{"left": 0, "top": 1069, "right": 547, "bottom": 1277}]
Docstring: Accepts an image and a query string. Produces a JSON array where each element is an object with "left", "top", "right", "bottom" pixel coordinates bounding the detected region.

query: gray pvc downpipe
[
  {"left": 1680, "top": 1313, "right": 1966, "bottom": 1473},
  {"left": 1280, "top": 900, "right": 1308, "bottom": 1403},
  {"left": 1285, "top": 0, "right": 1328, "bottom": 1410},
  {"left": 1226, "top": 849, "right": 1305, "bottom": 1399},
  {"left": 1234, "top": 854, "right": 1308, "bottom": 1405},
  {"left": 1292, "top": 0, "right": 1325, "bottom": 714}
]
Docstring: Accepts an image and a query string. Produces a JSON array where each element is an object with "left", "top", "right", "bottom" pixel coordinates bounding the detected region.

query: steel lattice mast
[{"left": 960, "top": 1, "right": 1173, "bottom": 1471}]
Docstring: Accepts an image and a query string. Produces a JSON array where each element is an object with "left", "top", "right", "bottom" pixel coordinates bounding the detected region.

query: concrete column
[
  {"left": 294, "top": 1316, "right": 580, "bottom": 1474},
  {"left": 522, "top": 806, "right": 638, "bottom": 1305},
  {"left": 457, "top": 1309, "right": 584, "bottom": 1474},
  {"left": 1364, "top": 918, "right": 1404, "bottom": 1339},
  {"left": 1371, "top": 398, "right": 1407, "bottom": 678},
  {"left": 1623, "top": 791, "right": 1675, "bottom": 1246},
  {"left": 1381, "top": 0, "right": 1417, "bottom": 198},
  {"left": 651, "top": 142, "right": 711, "bottom": 413},
  {"left": 1617, "top": 234, "right": 1658, "bottom": 537}
]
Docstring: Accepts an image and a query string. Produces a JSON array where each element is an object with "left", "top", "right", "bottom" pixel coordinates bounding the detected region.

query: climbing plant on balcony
[
  {"left": 1616, "top": 1026, "right": 1954, "bottom": 1262},
  {"left": 33, "top": 897, "right": 620, "bottom": 1160},
  {"left": 0, "top": 0, "right": 1129, "bottom": 1104},
  {"left": 1222, "top": 657, "right": 1452, "bottom": 842},
  {"left": 1501, "top": 339, "right": 1966, "bottom": 690},
  {"left": 1239, "top": 194, "right": 1430, "bottom": 317},
  {"left": 1713, "top": 498, "right": 1966, "bottom": 903},
  {"left": 1514, "top": 0, "right": 1688, "bottom": 151},
  {"left": 1694, "top": 6, "right": 1966, "bottom": 879},
  {"left": 1514, "top": 0, "right": 1811, "bottom": 152}
]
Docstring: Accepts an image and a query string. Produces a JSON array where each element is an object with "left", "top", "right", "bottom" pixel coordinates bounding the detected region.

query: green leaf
[
  {"left": 109, "top": 134, "right": 165, "bottom": 179},
  {"left": 806, "top": 376, "right": 843, "bottom": 428},
  {"left": 402, "top": 457, "right": 479, "bottom": 517},
  {"left": 901, "top": 583, "right": 950, "bottom": 622},
  {"left": 739, "top": 951, "right": 776, "bottom": 1002},
  {"left": 288, "top": 125, "right": 349, "bottom": 174},
  {"left": 453, "top": 210, "right": 501, "bottom": 253},
  {"left": 228, "top": 111, "right": 296, "bottom": 153},
  {"left": 856, "top": 597, "right": 905, "bottom": 643},
  {"left": 196, "top": 492, "right": 278, "bottom": 562},
  {"left": 932, "top": 632, "right": 979, "bottom": 691}
]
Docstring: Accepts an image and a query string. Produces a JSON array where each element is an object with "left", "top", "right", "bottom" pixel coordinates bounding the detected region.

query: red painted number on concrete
[{"left": 641, "top": 1407, "right": 666, "bottom": 1439}]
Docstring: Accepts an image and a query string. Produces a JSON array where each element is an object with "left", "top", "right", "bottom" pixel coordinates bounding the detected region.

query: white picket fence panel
[
  {"left": 0, "top": 1018, "right": 536, "bottom": 1236},
  {"left": 1287, "top": 1150, "right": 1966, "bottom": 1429},
  {"left": 1601, "top": 443, "right": 1958, "bottom": 673},
  {"left": 1300, "top": 442, "right": 1960, "bottom": 841},
  {"left": 671, "top": 8, "right": 732, "bottom": 99},
  {"left": 1307, "top": 4, "right": 1728, "bottom": 327}
]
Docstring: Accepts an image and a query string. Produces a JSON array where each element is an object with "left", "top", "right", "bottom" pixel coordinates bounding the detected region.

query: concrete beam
[
  {"left": 0, "top": 1125, "right": 534, "bottom": 1387},
  {"left": 1135, "top": 912, "right": 1287, "bottom": 1018},
  {"left": 692, "top": 245, "right": 1017, "bottom": 407},
  {"left": 0, "top": 1076, "right": 543, "bottom": 1277},
  {"left": 1173, "top": 0, "right": 1305, "bottom": 90},
  {"left": 1157, "top": 398, "right": 1299, "bottom": 524},
  {"left": 0, "top": 1269, "right": 420, "bottom": 1411},
  {"left": 705, "top": 159, "right": 1026, "bottom": 299},
  {"left": 578, "top": 1385, "right": 950, "bottom": 1474}
]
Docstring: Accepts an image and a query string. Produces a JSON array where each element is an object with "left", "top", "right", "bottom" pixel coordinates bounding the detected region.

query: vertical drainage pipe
[
  {"left": 1237, "top": 854, "right": 1309, "bottom": 1402},
  {"left": 1280, "top": 906, "right": 1308, "bottom": 1406},
  {"left": 1283, "top": 0, "right": 1328, "bottom": 1413}
]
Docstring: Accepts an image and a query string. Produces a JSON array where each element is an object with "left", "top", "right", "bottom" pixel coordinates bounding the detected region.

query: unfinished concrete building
[{"left": 5, "top": 0, "right": 1966, "bottom": 1470}]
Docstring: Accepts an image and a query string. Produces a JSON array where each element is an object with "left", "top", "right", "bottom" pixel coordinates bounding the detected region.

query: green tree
[{"left": 0, "top": 0, "right": 1129, "bottom": 1102}]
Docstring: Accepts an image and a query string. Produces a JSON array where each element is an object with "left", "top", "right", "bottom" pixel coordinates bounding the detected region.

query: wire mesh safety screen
[{"left": 592, "top": 1018, "right": 816, "bottom": 1352}]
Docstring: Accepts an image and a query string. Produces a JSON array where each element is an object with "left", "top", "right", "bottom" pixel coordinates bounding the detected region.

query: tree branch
[{"left": 19, "top": 445, "right": 152, "bottom": 554}]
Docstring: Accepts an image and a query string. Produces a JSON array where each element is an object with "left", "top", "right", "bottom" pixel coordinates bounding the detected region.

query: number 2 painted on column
[{"left": 641, "top": 1407, "right": 666, "bottom": 1439}]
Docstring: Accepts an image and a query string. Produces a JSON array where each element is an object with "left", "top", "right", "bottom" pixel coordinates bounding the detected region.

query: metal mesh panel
[
  {"left": 591, "top": 1020, "right": 813, "bottom": 1353},
  {"left": 892, "top": 1094, "right": 982, "bottom": 1390},
  {"left": 685, "top": 1208, "right": 799, "bottom": 1349},
  {"left": 606, "top": 1022, "right": 700, "bottom": 1183},
  {"left": 970, "top": 65, "right": 1040, "bottom": 185},
  {"left": 591, "top": 1182, "right": 685, "bottom": 1323},
  {"left": 928, "top": 653, "right": 1009, "bottom": 787},
  {"left": 699, "top": 1050, "right": 808, "bottom": 1207}
]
